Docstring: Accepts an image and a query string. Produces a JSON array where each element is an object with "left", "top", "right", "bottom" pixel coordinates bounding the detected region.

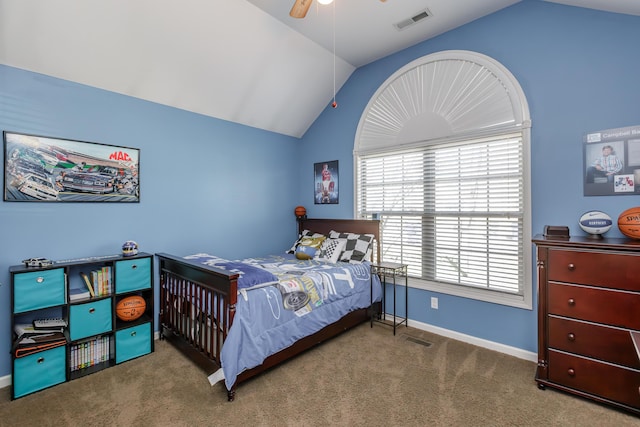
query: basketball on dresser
[{"left": 618, "top": 206, "right": 640, "bottom": 239}]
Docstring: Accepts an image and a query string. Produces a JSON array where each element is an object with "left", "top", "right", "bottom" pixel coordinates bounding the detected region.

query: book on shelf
[
  {"left": 97, "top": 269, "right": 103, "bottom": 296},
  {"left": 14, "top": 323, "right": 64, "bottom": 337},
  {"left": 101, "top": 265, "right": 112, "bottom": 295},
  {"left": 70, "top": 336, "right": 110, "bottom": 371},
  {"left": 16, "top": 332, "right": 66, "bottom": 345},
  {"left": 69, "top": 286, "right": 91, "bottom": 301},
  {"left": 103, "top": 266, "right": 112, "bottom": 295},
  {"left": 92, "top": 270, "right": 99, "bottom": 296},
  {"left": 14, "top": 340, "right": 66, "bottom": 358},
  {"left": 79, "top": 272, "right": 95, "bottom": 297},
  {"left": 13, "top": 323, "right": 67, "bottom": 358},
  {"left": 84, "top": 266, "right": 112, "bottom": 297}
]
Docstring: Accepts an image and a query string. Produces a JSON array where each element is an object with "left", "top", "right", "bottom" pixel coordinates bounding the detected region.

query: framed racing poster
[
  {"left": 3, "top": 131, "right": 140, "bottom": 202},
  {"left": 314, "top": 160, "right": 338, "bottom": 204}
]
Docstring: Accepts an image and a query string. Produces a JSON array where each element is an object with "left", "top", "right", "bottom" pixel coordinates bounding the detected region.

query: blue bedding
[
  {"left": 187, "top": 253, "right": 382, "bottom": 390},
  {"left": 184, "top": 253, "right": 279, "bottom": 289}
]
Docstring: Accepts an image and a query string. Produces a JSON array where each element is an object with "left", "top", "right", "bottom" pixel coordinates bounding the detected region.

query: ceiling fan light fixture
[{"left": 317, "top": 0, "right": 334, "bottom": 5}]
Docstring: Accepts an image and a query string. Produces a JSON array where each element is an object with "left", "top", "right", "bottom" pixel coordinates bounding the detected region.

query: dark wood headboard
[{"left": 298, "top": 218, "right": 381, "bottom": 263}]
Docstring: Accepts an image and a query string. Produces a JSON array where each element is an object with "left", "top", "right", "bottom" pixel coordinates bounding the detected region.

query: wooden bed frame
[{"left": 156, "top": 218, "right": 380, "bottom": 401}]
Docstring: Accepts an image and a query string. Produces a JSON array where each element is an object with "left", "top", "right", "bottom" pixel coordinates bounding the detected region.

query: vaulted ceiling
[{"left": 1, "top": 0, "right": 638, "bottom": 138}]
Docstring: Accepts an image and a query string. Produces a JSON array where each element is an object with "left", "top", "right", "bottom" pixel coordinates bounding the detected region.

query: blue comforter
[{"left": 186, "top": 253, "right": 382, "bottom": 390}]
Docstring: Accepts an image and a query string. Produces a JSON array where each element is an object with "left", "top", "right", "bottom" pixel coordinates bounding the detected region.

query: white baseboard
[
  {"left": 0, "top": 375, "right": 10, "bottom": 389},
  {"left": 401, "top": 318, "right": 538, "bottom": 362}
]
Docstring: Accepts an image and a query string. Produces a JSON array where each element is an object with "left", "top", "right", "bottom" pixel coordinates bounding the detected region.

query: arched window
[{"left": 355, "top": 51, "right": 532, "bottom": 308}]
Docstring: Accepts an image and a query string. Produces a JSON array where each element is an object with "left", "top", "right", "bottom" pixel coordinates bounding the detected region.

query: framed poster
[
  {"left": 4, "top": 131, "right": 140, "bottom": 202},
  {"left": 584, "top": 125, "right": 640, "bottom": 196},
  {"left": 314, "top": 160, "right": 339, "bottom": 204}
]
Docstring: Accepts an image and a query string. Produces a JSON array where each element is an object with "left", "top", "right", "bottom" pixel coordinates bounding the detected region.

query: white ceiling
[{"left": 1, "top": 0, "right": 638, "bottom": 138}]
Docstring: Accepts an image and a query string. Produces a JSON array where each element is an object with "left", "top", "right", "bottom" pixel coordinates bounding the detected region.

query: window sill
[{"left": 407, "top": 277, "right": 533, "bottom": 310}]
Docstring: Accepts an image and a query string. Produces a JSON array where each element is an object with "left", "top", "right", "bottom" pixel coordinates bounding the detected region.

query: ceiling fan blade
[{"left": 290, "top": 0, "right": 313, "bottom": 19}]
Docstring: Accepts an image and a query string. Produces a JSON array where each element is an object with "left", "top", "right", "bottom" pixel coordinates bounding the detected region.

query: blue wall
[
  {"left": 2, "top": 1, "right": 640, "bottom": 379},
  {"left": 298, "top": 1, "right": 640, "bottom": 352},
  {"left": 0, "top": 66, "right": 300, "bottom": 377}
]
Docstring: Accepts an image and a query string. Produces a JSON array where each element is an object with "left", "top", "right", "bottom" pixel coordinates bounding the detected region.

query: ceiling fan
[
  {"left": 290, "top": 0, "right": 387, "bottom": 18},
  {"left": 289, "top": 0, "right": 332, "bottom": 19}
]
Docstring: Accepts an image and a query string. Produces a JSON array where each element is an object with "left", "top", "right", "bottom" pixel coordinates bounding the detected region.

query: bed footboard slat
[{"left": 157, "top": 253, "right": 238, "bottom": 374}]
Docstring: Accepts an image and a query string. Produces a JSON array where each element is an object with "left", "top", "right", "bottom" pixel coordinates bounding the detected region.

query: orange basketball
[
  {"left": 116, "top": 295, "right": 146, "bottom": 321},
  {"left": 617, "top": 207, "right": 640, "bottom": 239},
  {"left": 294, "top": 206, "right": 306, "bottom": 217}
]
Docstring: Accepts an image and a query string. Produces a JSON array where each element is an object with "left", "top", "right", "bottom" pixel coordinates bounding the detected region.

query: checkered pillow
[
  {"left": 315, "top": 238, "right": 347, "bottom": 263},
  {"left": 287, "top": 230, "right": 325, "bottom": 254},
  {"left": 329, "top": 231, "right": 375, "bottom": 263}
]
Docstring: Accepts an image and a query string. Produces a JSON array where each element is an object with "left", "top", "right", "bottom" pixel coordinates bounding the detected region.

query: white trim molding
[{"left": 400, "top": 318, "right": 537, "bottom": 363}]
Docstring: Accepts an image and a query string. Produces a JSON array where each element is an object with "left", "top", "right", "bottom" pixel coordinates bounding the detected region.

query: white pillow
[
  {"left": 315, "top": 238, "right": 347, "bottom": 263},
  {"left": 328, "top": 230, "right": 375, "bottom": 263}
]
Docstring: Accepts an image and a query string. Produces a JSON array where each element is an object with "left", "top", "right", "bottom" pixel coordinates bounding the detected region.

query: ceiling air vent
[{"left": 394, "top": 9, "right": 431, "bottom": 31}]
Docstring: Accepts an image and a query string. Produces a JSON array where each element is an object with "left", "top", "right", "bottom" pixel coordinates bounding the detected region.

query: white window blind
[{"left": 357, "top": 133, "right": 525, "bottom": 296}]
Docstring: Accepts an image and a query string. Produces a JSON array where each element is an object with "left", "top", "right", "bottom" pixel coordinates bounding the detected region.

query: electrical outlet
[{"left": 431, "top": 297, "right": 438, "bottom": 309}]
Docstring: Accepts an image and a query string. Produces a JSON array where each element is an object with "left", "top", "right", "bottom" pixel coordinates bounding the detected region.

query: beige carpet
[{"left": 0, "top": 323, "right": 637, "bottom": 427}]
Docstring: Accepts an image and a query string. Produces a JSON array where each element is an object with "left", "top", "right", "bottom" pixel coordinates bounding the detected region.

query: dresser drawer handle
[
  {"left": 567, "top": 368, "right": 575, "bottom": 377},
  {"left": 36, "top": 277, "right": 45, "bottom": 283},
  {"left": 567, "top": 333, "right": 575, "bottom": 341},
  {"left": 89, "top": 308, "right": 96, "bottom": 314},
  {"left": 568, "top": 298, "right": 575, "bottom": 306},
  {"left": 131, "top": 264, "right": 138, "bottom": 270},
  {"left": 131, "top": 331, "right": 137, "bottom": 337},
  {"left": 567, "top": 263, "right": 575, "bottom": 271},
  {"left": 37, "top": 357, "right": 45, "bottom": 364}
]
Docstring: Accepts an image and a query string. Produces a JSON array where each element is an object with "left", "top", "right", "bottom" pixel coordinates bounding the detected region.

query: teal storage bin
[
  {"left": 69, "top": 298, "right": 112, "bottom": 341},
  {"left": 115, "top": 257, "right": 151, "bottom": 294},
  {"left": 13, "top": 346, "right": 66, "bottom": 398},
  {"left": 115, "top": 322, "right": 151, "bottom": 363},
  {"left": 13, "top": 268, "right": 65, "bottom": 313}
]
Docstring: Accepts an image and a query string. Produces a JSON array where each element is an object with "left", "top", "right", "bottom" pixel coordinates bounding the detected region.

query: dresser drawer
[
  {"left": 548, "top": 282, "right": 640, "bottom": 330},
  {"left": 548, "top": 249, "right": 640, "bottom": 291},
  {"left": 548, "top": 350, "right": 640, "bottom": 409},
  {"left": 548, "top": 316, "right": 640, "bottom": 369},
  {"left": 69, "top": 298, "right": 113, "bottom": 341},
  {"left": 115, "top": 257, "right": 151, "bottom": 294},
  {"left": 115, "top": 322, "right": 151, "bottom": 364},
  {"left": 13, "top": 346, "right": 66, "bottom": 398},
  {"left": 13, "top": 268, "right": 66, "bottom": 313}
]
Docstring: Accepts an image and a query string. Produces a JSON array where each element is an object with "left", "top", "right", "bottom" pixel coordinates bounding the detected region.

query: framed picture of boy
[
  {"left": 584, "top": 125, "right": 640, "bottom": 196},
  {"left": 314, "top": 160, "right": 338, "bottom": 204}
]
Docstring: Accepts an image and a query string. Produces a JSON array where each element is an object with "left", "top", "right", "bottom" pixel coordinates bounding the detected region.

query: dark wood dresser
[{"left": 533, "top": 235, "right": 640, "bottom": 415}]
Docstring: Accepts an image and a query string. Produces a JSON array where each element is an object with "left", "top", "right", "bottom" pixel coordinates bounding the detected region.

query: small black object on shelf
[{"left": 543, "top": 225, "right": 570, "bottom": 239}]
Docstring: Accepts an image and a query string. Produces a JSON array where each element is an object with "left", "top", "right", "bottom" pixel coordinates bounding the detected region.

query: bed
[{"left": 156, "top": 218, "right": 382, "bottom": 401}]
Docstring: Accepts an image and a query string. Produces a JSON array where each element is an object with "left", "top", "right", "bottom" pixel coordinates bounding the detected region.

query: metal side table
[{"left": 371, "top": 261, "right": 408, "bottom": 335}]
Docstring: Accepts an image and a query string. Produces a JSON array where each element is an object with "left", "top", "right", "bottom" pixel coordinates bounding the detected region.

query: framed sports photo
[
  {"left": 314, "top": 160, "right": 338, "bottom": 204},
  {"left": 4, "top": 131, "right": 140, "bottom": 203},
  {"left": 583, "top": 125, "right": 640, "bottom": 196}
]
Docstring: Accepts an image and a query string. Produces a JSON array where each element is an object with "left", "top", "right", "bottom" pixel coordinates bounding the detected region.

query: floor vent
[
  {"left": 401, "top": 334, "right": 433, "bottom": 347},
  {"left": 394, "top": 9, "right": 431, "bottom": 31}
]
